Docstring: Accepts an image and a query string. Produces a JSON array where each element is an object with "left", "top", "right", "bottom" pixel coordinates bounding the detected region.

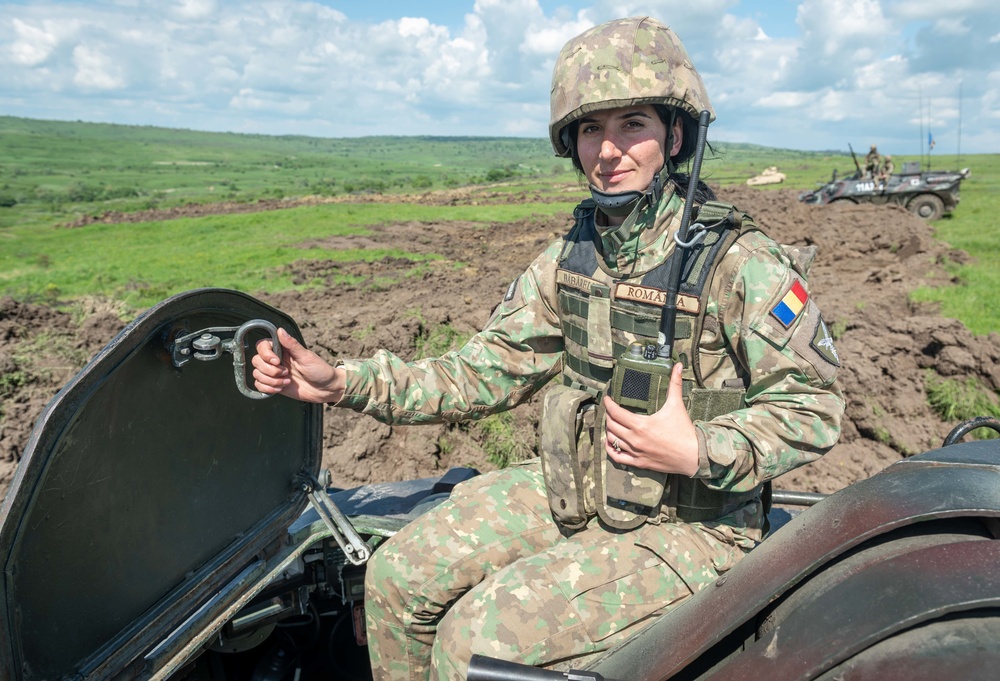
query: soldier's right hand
[{"left": 252, "top": 327, "right": 346, "bottom": 403}]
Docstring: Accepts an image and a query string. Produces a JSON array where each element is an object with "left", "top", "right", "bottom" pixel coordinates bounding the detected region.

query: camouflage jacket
[{"left": 338, "top": 183, "right": 844, "bottom": 495}]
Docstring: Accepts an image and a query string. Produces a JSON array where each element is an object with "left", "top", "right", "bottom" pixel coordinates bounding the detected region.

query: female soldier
[{"left": 252, "top": 16, "right": 844, "bottom": 681}]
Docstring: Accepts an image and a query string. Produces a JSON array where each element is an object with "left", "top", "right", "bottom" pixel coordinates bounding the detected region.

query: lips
[{"left": 597, "top": 167, "right": 633, "bottom": 188}]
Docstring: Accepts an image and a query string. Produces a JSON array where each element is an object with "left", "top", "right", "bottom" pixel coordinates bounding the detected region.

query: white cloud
[
  {"left": 933, "top": 18, "right": 971, "bottom": 37},
  {"left": 795, "top": 0, "right": 893, "bottom": 59},
  {"left": 6, "top": 18, "right": 61, "bottom": 66},
  {"left": 72, "top": 44, "right": 125, "bottom": 89},
  {"left": 0, "top": 0, "right": 997, "bottom": 153},
  {"left": 886, "top": 0, "right": 995, "bottom": 22},
  {"left": 168, "top": 0, "right": 217, "bottom": 21}
]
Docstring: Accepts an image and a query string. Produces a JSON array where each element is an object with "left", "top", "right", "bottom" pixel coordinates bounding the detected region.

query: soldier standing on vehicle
[
  {"left": 865, "top": 144, "right": 881, "bottom": 179},
  {"left": 252, "top": 16, "right": 844, "bottom": 681},
  {"left": 877, "top": 154, "right": 894, "bottom": 187}
]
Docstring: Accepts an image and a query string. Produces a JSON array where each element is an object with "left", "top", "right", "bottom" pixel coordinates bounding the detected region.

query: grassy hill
[
  {"left": 0, "top": 116, "right": 575, "bottom": 229},
  {"left": 1, "top": 116, "right": 997, "bottom": 334}
]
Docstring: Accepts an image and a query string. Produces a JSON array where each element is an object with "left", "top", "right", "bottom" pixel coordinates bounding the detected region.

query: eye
[{"left": 580, "top": 123, "right": 600, "bottom": 136}]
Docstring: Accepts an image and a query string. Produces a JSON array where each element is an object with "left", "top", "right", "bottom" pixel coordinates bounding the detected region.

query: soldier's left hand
[{"left": 603, "top": 362, "right": 699, "bottom": 477}]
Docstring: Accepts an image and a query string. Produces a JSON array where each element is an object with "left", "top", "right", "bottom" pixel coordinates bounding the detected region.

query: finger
[
  {"left": 252, "top": 367, "right": 289, "bottom": 388},
  {"left": 603, "top": 394, "right": 638, "bottom": 431},
  {"left": 255, "top": 336, "right": 283, "bottom": 366},
  {"left": 251, "top": 353, "right": 287, "bottom": 377},
  {"left": 277, "top": 327, "right": 308, "bottom": 357},
  {"left": 662, "top": 362, "right": 685, "bottom": 410}
]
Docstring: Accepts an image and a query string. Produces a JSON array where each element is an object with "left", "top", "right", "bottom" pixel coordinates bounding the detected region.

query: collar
[{"left": 596, "top": 183, "right": 682, "bottom": 270}]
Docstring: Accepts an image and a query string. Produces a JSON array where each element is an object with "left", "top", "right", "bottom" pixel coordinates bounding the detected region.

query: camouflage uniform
[
  {"left": 341, "top": 183, "right": 843, "bottom": 680},
  {"left": 878, "top": 155, "right": 895, "bottom": 185},
  {"left": 865, "top": 146, "right": 881, "bottom": 179},
  {"left": 338, "top": 16, "right": 844, "bottom": 681}
]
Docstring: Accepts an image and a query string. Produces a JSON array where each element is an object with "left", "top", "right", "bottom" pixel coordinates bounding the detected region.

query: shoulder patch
[
  {"left": 810, "top": 316, "right": 840, "bottom": 367},
  {"left": 771, "top": 279, "right": 808, "bottom": 328}
]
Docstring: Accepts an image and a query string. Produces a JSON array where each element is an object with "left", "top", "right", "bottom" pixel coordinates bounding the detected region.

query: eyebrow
[{"left": 578, "top": 111, "right": 654, "bottom": 125}]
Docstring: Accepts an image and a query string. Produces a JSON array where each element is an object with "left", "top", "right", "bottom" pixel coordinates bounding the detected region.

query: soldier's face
[{"left": 576, "top": 105, "right": 682, "bottom": 195}]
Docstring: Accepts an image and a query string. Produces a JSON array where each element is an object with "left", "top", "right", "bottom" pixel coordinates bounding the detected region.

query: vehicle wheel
[
  {"left": 815, "top": 612, "right": 1000, "bottom": 680},
  {"left": 830, "top": 197, "right": 857, "bottom": 204},
  {"left": 907, "top": 194, "right": 944, "bottom": 220}
]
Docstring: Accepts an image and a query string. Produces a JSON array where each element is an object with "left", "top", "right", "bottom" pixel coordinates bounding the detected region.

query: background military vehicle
[
  {"left": 2, "top": 289, "right": 999, "bottom": 681},
  {"left": 798, "top": 145, "right": 971, "bottom": 221}
]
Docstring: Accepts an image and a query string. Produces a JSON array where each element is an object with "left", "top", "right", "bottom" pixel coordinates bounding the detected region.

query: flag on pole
[{"left": 928, "top": 132, "right": 935, "bottom": 151}]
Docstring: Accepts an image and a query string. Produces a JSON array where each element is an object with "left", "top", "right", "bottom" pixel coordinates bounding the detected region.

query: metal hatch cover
[{"left": 0, "top": 288, "right": 322, "bottom": 680}]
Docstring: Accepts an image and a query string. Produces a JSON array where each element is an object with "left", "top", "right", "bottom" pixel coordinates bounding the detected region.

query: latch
[
  {"left": 170, "top": 320, "right": 281, "bottom": 400},
  {"left": 298, "top": 471, "right": 371, "bottom": 566}
]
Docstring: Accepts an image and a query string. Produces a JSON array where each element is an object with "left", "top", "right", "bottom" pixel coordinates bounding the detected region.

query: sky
[{"left": 2, "top": 0, "right": 998, "bottom": 156}]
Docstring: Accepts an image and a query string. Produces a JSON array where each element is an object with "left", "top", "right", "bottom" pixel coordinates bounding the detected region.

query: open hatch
[{"left": 0, "top": 289, "right": 322, "bottom": 680}]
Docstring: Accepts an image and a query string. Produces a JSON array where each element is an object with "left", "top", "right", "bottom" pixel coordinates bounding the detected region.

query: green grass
[
  {"left": 907, "top": 154, "right": 1000, "bottom": 335},
  {"left": 0, "top": 116, "right": 576, "bottom": 230},
  {"left": 3, "top": 117, "right": 1000, "bottom": 337},
  {"left": 474, "top": 411, "right": 534, "bottom": 468},
  {"left": 700, "top": 141, "right": 852, "bottom": 189},
  {"left": 0, "top": 201, "right": 575, "bottom": 309},
  {"left": 925, "top": 370, "right": 1000, "bottom": 439}
]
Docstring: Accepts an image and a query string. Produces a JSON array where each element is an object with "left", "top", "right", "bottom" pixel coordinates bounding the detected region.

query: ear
[{"left": 669, "top": 117, "right": 683, "bottom": 157}]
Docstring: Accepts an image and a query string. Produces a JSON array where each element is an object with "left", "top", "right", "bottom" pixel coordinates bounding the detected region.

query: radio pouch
[
  {"left": 595, "top": 350, "right": 675, "bottom": 530},
  {"left": 538, "top": 384, "right": 598, "bottom": 530}
]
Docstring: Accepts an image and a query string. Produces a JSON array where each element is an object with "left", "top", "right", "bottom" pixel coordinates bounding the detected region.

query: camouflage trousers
[{"left": 364, "top": 460, "right": 749, "bottom": 681}]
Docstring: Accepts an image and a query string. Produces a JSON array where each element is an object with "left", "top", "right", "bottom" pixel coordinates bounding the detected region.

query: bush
[{"left": 925, "top": 370, "right": 1000, "bottom": 439}]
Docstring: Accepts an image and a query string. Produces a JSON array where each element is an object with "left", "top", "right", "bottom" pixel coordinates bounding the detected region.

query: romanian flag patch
[{"left": 771, "top": 279, "right": 808, "bottom": 328}]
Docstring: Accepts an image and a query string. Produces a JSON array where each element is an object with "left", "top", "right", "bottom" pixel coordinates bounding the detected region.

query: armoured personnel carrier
[
  {"left": 799, "top": 145, "right": 970, "bottom": 220},
  {"left": 2, "top": 289, "right": 999, "bottom": 680}
]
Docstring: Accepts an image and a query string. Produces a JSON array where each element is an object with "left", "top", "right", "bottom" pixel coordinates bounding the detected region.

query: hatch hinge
[
  {"left": 170, "top": 320, "right": 280, "bottom": 400},
  {"left": 298, "top": 470, "right": 372, "bottom": 566}
]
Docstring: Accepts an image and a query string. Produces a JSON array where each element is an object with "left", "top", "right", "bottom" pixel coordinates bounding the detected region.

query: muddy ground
[{"left": 4, "top": 184, "right": 1000, "bottom": 501}]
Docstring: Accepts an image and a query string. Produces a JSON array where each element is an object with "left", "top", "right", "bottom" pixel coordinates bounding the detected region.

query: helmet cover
[{"left": 549, "top": 16, "right": 714, "bottom": 157}]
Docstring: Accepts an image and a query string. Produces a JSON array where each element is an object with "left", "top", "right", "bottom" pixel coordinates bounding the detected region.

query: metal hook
[{"left": 674, "top": 222, "right": 708, "bottom": 249}]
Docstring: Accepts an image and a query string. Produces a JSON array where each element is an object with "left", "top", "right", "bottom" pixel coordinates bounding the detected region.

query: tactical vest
[{"left": 540, "top": 198, "right": 763, "bottom": 530}]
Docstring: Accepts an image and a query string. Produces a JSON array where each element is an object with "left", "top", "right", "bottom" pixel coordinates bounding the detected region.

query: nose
[{"left": 599, "top": 135, "right": 622, "bottom": 162}]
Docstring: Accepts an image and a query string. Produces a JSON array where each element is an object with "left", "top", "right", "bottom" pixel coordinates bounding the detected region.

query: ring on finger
[{"left": 612, "top": 437, "right": 621, "bottom": 452}]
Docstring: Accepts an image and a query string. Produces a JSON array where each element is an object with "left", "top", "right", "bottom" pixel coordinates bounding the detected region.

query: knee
[
  {"left": 430, "top": 606, "right": 477, "bottom": 681},
  {"left": 365, "top": 535, "right": 412, "bottom": 618}
]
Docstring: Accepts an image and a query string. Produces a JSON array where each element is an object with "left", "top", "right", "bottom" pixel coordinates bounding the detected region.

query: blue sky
[{"left": 2, "top": 0, "right": 998, "bottom": 155}]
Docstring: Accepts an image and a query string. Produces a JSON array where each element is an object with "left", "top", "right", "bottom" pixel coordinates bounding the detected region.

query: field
[{"left": 2, "top": 117, "right": 1000, "bottom": 501}]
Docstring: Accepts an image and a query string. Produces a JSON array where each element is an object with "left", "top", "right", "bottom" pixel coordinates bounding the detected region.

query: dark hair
[{"left": 566, "top": 106, "right": 717, "bottom": 203}]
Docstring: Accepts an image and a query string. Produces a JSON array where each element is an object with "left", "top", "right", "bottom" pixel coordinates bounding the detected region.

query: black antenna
[
  {"left": 958, "top": 79, "right": 963, "bottom": 167},
  {"left": 657, "top": 109, "right": 711, "bottom": 360}
]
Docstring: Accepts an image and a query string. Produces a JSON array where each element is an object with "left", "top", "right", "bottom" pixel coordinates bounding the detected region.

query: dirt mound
[{"left": 4, "top": 186, "right": 1000, "bottom": 500}]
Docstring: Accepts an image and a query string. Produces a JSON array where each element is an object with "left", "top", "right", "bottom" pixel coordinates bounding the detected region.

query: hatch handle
[{"left": 170, "top": 320, "right": 281, "bottom": 400}]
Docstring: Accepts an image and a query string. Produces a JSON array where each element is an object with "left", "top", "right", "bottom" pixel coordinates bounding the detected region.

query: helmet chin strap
[
  {"left": 589, "top": 165, "right": 670, "bottom": 252},
  {"left": 589, "top": 162, "right": 669, "bottom": 220}
]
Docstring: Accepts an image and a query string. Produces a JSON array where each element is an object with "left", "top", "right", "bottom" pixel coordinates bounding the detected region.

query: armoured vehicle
[
  {"left": 798, "top": 145, "right": 970, "bottom": 221},
  {"left": 2, "top": 289, "right": 999, "bottom": 681}
]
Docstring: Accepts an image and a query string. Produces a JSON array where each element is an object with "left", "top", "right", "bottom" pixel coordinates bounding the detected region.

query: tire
[
  {"left": 815, "top": 612, "right": 1000, "bottom": 680},
  {"left": 907, "top": 194, "right": 945, "bottom": 220},
  {"left": 829, "top": 197, "right": 857, "bottom": 204}
]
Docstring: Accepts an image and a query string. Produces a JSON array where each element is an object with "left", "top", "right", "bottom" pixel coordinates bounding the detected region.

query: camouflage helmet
[{"left": 549, "top": 16, "right": 715, "bottom": 158}]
